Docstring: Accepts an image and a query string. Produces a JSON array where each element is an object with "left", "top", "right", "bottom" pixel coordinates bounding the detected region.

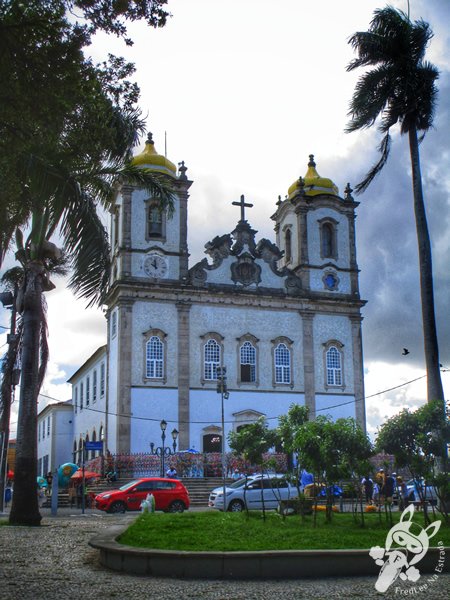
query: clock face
[{"left": 143, "top": 254, "right": 168, "bottom": 278}]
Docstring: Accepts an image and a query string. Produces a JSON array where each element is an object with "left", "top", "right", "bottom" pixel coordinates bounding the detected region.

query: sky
[{"left": 1, "top": 0, "right": 449, "bottom": 440}]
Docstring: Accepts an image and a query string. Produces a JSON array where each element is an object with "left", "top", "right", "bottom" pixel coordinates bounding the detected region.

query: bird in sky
[{"left": 402, "top": 348, "right": 410, "bottom": 356}]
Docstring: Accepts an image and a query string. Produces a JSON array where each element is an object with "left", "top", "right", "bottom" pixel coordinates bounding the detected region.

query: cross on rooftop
[{"left": 232, "top": 194, "right": 253, "bottom": 222}]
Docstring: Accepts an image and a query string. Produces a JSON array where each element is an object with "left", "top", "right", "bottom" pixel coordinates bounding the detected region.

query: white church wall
[
  {"left": 130, "top": 300, "right": 178, "bottom": 387},
  {"left": 313, "top": 314, "right": 354, "bottom": 394},
  {"left": 189, "top": 388, "right": 304, "bottom": 452},
  {"left": 189, "top": 304, "right": 304, "bottom": 390},
  {"left": 130, "top": 387, "right": 179, "bottom": 454},
  {"left": 315, "top": 394, "right": 356, "bottom": 421},
  {"left": 107, "top": 331, "right": 118, "bottom": 453}
]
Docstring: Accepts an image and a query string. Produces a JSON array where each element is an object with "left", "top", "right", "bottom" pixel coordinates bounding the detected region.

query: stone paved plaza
[{"left": 0, "top": 508, "right": 448, "bottom": 599}]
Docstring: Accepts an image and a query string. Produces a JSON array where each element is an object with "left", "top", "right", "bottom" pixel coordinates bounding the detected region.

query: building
[
  {"left": 37, "top": 401, "right": 73, "bottom": 476},
  {"left": 69, "top": 134, "right": 366, "bottom": 457},
  {"left": 67, "top": 345, "right": 107, "bottom": 465}
]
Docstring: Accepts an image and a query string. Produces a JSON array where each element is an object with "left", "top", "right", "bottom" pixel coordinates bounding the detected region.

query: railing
[{"left": 85, "top": 452, "right": 288, "bottom": 479}]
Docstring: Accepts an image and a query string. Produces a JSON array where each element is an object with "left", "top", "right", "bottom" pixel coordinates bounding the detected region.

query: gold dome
[
  {"left": 131, "top": 132, "right": 177, "bottom": 176},
  {"left": 288, "top": 155, "right": 339, "bottom": 198}
]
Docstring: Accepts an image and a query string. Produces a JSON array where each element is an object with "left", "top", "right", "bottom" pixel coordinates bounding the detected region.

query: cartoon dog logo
[{"left": 369, "top": 504, "right": 441, "bottom": 592}]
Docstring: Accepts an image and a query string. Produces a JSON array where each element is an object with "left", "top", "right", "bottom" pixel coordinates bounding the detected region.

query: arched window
[
  {"left": 326, "top": 345, "right": 343, "bottom": 386},
  {"left": 271, "top": 336, "right": 294, "bottom": 386},
  {"left": 146, "top": 336, "right": 164, "bottom": 379},
  {"left": 275, "top": 343, "right": 291, "bottom": 384},
  {"left": 78, "top": 438, "right": 83, "bottom": 465},
  {"left": 147, "top": 202, "right": 165, "bottom": 239},
  {"left": 285, "top": 228, "right": 292, "bottom": 263},
  {"left": 91, "top": 430, "right": 97, "bottom": 459},
  {"left": 240, "top": 341, "right": 256, "bottom": 383},
  {"left": 204, "top": 339, "right": 221, "bottom": 381}
]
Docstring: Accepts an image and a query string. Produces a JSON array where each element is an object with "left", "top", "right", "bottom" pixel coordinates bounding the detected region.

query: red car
[{"left": 94, "top": 477, "right": 190, "bottom": 513}]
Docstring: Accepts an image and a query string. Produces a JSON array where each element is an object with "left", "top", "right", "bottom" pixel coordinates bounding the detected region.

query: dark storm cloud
[{"left": 353, "top": 69, "right": 450, "bottom": 371}]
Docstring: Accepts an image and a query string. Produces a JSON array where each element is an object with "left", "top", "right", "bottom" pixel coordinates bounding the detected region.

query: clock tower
[
  {"left": 109, "top": 132, "right": 192, "bottom": 285},
  {"left": 106, "top": 133, "right": 192, "bottom": 453}
]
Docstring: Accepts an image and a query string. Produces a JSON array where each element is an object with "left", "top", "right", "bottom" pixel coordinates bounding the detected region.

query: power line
[{"left": 17, "top": 371, "right": 435, "bottom": 427}]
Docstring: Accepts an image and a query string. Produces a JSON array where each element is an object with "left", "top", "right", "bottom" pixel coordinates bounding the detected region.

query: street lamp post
[
  {"left": 216, "top": 366, "right": 229, "bottom": 511},
  {"left": 150, "top": 420, "right": 179, "bottom": 477}
]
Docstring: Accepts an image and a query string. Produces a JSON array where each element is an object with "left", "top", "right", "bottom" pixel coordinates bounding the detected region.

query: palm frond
[
  {"left": 38, "top": 294, "right": 48, "bottom": 390},
  {"left": 119, "top": 164, "right": 175, "bottom": 216},
  {"left": 346, "top": 66, "right": 393, "bottom": 132},
  {"left": 61, "top": 191, "right": 111, "bottom": 306},
  {"left": 354, "top": 133, "right": 391, "bottom": 195}
]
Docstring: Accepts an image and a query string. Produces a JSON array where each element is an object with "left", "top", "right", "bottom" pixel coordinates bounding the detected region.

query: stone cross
[{"left": 232, "top": 194, "right": 253, "bottom": 222}]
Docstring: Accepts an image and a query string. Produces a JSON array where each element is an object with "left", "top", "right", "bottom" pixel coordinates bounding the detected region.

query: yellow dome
[
  {"left": 288, "top": 155, "right": 339, "bottom": 198},
  {"left": 131, "top": 132, "right": 177, "bottom": 176}
]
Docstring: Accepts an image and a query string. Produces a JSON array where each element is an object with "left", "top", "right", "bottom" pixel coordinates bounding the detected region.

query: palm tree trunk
[
  {"left": 9, "top": 266, "right": 44, "bottom": 525},
  {"left": 408, "top": 127, "right": 445, "bottom": 407}
]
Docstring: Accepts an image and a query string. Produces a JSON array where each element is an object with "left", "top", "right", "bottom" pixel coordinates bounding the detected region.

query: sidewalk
[{"left": 0, "top": 510, "right": 448, "bottom": 599}]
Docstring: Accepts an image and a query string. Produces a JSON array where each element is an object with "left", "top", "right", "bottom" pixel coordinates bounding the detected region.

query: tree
[
  {"left": 276, "top": 403, "right": 309, "bottom": 468},
  {"left": 346, "top": 6, "right": 444, "bottom": 408},
  {"left": 228, "top": 417, "right": 278, "bottom": 519},
  {"left": 375, "top": 400, "right": 449, "bottom": 522},
  {"left": 0, "top": 1, "right": 174, "bottom": 525},
  {"left": 294, "top": 416, "right": 372, "bottom": 523}
]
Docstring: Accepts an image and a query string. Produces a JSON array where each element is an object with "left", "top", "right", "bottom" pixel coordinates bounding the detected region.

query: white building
[
  {"left": 69, "top": 135, "right": 366, "bottom": 457},
  {"left": 37, "top": 401, "right": 73, "bottom": 476},
  {"left": 67, "top": 345, "right": 107, "bottom": 464}
]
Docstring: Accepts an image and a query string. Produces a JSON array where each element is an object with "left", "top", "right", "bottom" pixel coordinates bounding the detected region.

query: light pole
[
  {"left": 0, "top": 288, "right": 18, "bottom": 514},
  {"left": 217, "top": 366, "right": 229, "bottom": 511},
  {"left": 150, "top": 420, "right": 179, "bottom": 477}
]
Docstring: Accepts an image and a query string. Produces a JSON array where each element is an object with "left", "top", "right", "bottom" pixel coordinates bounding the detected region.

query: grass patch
[{"left": 118, "top": 511, "right": 450, "bottom": 552}]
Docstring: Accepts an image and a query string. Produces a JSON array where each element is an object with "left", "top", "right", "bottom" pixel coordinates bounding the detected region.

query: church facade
[{"left": 71, "top": 134, "right": 366, "bottom": 456}]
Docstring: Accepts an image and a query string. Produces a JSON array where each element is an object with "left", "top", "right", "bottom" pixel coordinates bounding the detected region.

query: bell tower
[
  {"left": 272, "top": 155, "right": 360, "bottom": 297},
  {"left": 109, "top": 132, "right": 192, "bottom": 286}
]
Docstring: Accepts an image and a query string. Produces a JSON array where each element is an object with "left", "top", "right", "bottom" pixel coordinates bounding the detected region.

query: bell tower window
[
  {"left": 285, "top": 228, "right": 292, "bottom": 263},
  {"left": 320, "top": 220, "right": 338, "bottom": 259},
  {"left": 146, "top": 201, "right": 166, "bottom": 240}
]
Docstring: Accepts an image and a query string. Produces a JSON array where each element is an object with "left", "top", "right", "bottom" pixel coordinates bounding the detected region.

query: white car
[
  {"left": 405, "top": 479, "right": 438, "bottom": 505},
  {"left": 208, "top": 474, "right": 298, "bottom": 512}
]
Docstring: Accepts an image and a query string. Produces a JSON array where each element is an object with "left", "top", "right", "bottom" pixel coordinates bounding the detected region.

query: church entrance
[{"left": 203, "top": 433, "right": 222, "bottom": 453}]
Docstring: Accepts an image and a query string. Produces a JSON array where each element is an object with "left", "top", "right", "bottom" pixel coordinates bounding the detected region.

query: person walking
[{"left": 361, "top": 475, "right": 374, "bottom": 504}]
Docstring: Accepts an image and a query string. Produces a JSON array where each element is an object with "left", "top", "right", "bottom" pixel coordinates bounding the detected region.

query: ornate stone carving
[{"left": 231, "top": 253, "right": 261, "bottom": 286}]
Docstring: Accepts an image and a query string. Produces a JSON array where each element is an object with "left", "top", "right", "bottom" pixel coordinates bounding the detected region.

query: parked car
[
  {"left": 94, "top": 477, "right": 190, "bottom": 513},
  {"left": 405, "top": 479, "right": 438, "bottom": 506},
  {"left": 208, "top": 474, "right": 298, "bottom": 512}
]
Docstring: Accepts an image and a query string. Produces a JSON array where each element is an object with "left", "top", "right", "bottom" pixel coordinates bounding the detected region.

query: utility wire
[{"left": 16, "top": 371, "right": 433, "bottom": 426}]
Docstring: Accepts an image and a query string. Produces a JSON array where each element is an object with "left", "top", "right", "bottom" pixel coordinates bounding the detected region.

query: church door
[{"left": 203, "top": 433, "right": 222, "bottom": 453}]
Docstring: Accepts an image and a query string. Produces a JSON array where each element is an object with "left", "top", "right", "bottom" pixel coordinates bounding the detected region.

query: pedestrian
[
  {"left": 373, "top": 481, "right": 380, "bottom": 506},
  {"left": 381, "top": 472, "right": 396, "bottom": 507},
  {"left": 45, "top": 471, "right": 53, "bottom": 496},
  {"left": 76, "top": 482, "right": 83, "bottom": 508},
  {"left": 37, "top": 485, "right": 45, "bottom": 508},
  {"left": 361, "top": 475, "right": 374, "bottom": 504},
  {"left": 106, "top": 470, "right": 117, "bottom": 484},
  {"left": 166, "top": 466, "right": 177, "bottom": 478},
  {"left": 397, "top": 476, "right": 408, "bottom": 510},
  {"left": 376, "top": 468, "right": 386, "bottom": 504},
  {"left": 232, "top": 468, "right": 241, "bottom": 480}
]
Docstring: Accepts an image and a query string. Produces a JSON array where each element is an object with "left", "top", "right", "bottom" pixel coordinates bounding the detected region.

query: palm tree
[
  {"left": 5, "top": 112, "right": 174, "bottom": 526},
  {"left": 346, "top": 6, "right": 444, "bottom": 408}
]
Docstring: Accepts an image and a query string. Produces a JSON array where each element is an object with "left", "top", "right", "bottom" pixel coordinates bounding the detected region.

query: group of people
[{"left": 361, "top": 469, "right": 408, "bottom": 508}]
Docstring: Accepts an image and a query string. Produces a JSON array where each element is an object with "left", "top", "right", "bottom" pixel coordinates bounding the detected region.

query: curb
[{"left": 89, "top": 525, "right": 449, "bottom": 579}]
